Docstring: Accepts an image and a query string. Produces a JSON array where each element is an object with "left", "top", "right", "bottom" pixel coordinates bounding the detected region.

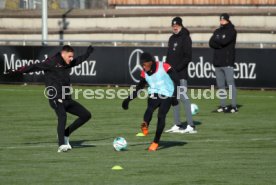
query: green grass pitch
[{"left": 0, "top": 84, "right": 275, "bottom": 185}]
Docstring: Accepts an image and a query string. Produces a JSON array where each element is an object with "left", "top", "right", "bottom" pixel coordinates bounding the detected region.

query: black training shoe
[
  {"left": 216, "top": 106, "right": 228, "bottom": 113},
  {"left": 229, "top": 106, "right": 238, "bottom": 113}
]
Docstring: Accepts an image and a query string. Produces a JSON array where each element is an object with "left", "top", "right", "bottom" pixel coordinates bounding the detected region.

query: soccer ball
[
  {"left": 113, "top": 137, "right": 127, "bottom": 151},
  {"left": 191, "top": 103, "right": 199, "bottom": 115}
]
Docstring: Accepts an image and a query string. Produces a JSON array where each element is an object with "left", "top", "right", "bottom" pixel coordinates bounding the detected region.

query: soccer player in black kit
[{"left": 7, "top": 45, "right": 94, "bottom": 152}]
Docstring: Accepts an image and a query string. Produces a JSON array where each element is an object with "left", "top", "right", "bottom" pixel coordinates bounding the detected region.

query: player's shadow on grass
[
  {"left": 158, "top": 140, "right": 187, "bottom": 150},
  {"left": 129, "top": 140, "right": 187, "bottom": 150},
  {"left": 24, "top": 141, "right": 56, "bottom": 145},
  {"left": 71, "top": 137, "right": 114, "bottom": 149},
  {"left": 181, "top": 121, "right": 202, "bottom": 127},
  {"left": 24, "top": 137, "right": 113, "bottom": 148},
  {"left": 70, "top": 140, "right": 96, "bottom": 148}
]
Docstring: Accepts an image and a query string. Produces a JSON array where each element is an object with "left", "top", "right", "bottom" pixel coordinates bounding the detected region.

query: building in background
[
  {"left": 0, "top": 0, "right": 275, "bottom": 48},
  {"left": 0, "top": 0, "right": 109, "bottom": 9}
]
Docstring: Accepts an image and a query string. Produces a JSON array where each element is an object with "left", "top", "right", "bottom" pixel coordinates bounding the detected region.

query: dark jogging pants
[
  {"left": 143, "top": 95, "right": 172, "bottom": 144},
  {"left": 49, "top": 99, "right": 91, "bottom": 146}
]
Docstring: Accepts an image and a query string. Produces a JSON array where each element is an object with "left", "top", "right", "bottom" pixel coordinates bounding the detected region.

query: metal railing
[{"left": 0, "top": 39, "right": 275, "bottom": 48}]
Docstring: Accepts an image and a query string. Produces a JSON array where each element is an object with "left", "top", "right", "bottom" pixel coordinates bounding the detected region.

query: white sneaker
[
  {"left": 165, "top": 125, "right": 182, "bottom": 133},
  {"left": 180, "top": 125, "right": 197, "bottom": 134},
  {"left": 57, "top": 144, "right": 70, "bottom": 153},
  {"left": 217, "top": 106, "right": 227, "bottom": 113},
  {"left": 64, "top": 136, "right": 72, "bottom": 150}
]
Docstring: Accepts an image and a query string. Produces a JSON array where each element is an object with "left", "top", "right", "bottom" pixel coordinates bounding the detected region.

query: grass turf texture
[{"left": 0, "top": 84, "right": 275, "bottom": 185}]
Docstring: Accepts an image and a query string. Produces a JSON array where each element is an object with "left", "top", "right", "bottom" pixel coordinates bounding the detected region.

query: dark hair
[
  {"left": 140, "top": 52, "right": 154, "bottom": 65},
  {"left": 62, "top": 45, "right": 74, "bottom": 52}
]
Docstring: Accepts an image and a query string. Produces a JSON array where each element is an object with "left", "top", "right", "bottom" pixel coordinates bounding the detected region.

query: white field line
[
  {"left": 0, "top": 88, "right": 275, "bottom": 99},
  {"left": 0, "top": 138, "right": 275, "bottom": 150},
  {"left": 0, "top": 89, "right": 42, "bottom": 92}
]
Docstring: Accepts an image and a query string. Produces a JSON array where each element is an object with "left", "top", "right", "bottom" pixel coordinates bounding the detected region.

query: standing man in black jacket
[
  {"left": 7, "top": 45, "right": 94, "bottom": 152},
  {"left": 165, "top": 17, "right": 196, "bottom": 134},
  {"left": 209, "top": 13, "right": 238, "bottom": 113}
]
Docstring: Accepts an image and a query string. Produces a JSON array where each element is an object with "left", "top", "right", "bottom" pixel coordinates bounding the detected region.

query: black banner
[{"left": 0, "top": 46, "right": 275, "bottom": 88}]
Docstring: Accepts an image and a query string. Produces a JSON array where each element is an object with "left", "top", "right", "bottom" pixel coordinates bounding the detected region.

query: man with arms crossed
[{"left": 209, "top": 13, "right": 238, "bottom": 113}]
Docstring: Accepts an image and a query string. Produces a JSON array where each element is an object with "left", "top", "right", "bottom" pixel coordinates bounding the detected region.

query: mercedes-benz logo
[{"left": 128, "top": 49, "right": 144, "bottom": 83}]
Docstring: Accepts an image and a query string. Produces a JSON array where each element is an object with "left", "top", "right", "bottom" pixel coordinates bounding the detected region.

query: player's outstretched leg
[
  {"left": 64, "top": 100, "right": 92, "bottom": 148},
  {"left": 149, "top": 98, "right": 171, "bottom": 151},
  {"left": 143, "top": 97, "right": 160, "bottom": 135},
  {"left": 49, "top": 100, "right": 71, "bottom": 152}
]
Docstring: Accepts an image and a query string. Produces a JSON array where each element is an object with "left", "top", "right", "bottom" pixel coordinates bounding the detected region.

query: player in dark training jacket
[
  {"left": 6, "top": 45, "right": 94, "bottom": 152},
  {"left": 122, "top": 52, "right": 179, "bottom": 151},
  {"left": 165, "top": 17, "right": 196, "bottom": 134},
  {"left": 209, "top": 13, "right": 238, "bottom": 113}
]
